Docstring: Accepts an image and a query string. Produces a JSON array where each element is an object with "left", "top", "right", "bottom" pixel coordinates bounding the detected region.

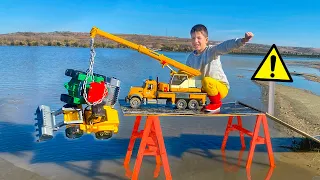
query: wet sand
[
  {"left": 255, "top": 80, "right": 320, "bottom": 175},
  {"left": 286, "top": 61, "right": 320, "bottom": 70},
  {"left": 286, "top": 60, "right": 320, "bottom": 82},
  {"left": 290, "top": 71, "right": 320, "bottom": 83},
  {"left": 0, "top": 157, "right": 47, "bottom": 180}
]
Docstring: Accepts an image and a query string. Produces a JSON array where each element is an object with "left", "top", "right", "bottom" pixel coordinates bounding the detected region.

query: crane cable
[{"left": 82, "top": 38, "right": 108, "bottom": 106}]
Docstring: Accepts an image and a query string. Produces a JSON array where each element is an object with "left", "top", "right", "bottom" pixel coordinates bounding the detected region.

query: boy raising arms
[{"left": 186, "top": 24, "right": 254, "bottom": 113}]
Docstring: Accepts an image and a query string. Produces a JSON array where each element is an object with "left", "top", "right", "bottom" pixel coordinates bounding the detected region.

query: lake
[{"left": 0, "top": 46, "right": 319, "bottom": 180}]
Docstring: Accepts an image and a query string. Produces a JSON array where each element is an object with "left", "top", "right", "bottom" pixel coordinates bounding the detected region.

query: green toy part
[{"left": 61, "top": 69, "right": 107, "bottom": 105}]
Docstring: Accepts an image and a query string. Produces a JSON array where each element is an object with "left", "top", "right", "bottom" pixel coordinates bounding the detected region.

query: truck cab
[
  {"left": 143, "top": 79, "right": 157, "bottom": 99},
  {"left": 126, "top": 79, "right": 158, "bottom": 108}
]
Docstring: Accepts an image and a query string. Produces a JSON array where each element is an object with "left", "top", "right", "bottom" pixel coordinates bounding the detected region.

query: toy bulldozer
[{"left": 35, "top": 69, "right": 121, "bottom": 142}]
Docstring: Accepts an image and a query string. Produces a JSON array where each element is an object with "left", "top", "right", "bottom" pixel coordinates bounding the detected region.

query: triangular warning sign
[{"left": 251, "top": 44, "right": 293, "bottom": 82}]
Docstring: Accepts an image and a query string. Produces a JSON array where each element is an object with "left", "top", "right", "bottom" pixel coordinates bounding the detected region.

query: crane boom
[{"left": 90, "top": 26, "right": 201, "bottom": 78}]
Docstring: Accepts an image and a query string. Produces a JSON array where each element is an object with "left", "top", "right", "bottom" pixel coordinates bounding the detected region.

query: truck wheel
[
  {"left": 130, "top": 97, "right": 141, "bottom": 108},
  {"left": 176, "top": 99, "right": 187, "bottom": 110},
  {"left": 188, "top": 99, "right": 199, "bottom": 110},
  {"left": 65, "top": 126, "right": 83, "bottom": 139},
  {"left": 95, "top": 131, "right": 113, "bottom": 140}
]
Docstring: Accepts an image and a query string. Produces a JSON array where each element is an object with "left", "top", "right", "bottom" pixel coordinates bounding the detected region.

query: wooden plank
[
  {"left": 238, "top": 101, "right": 320, "bottom": 144},
  {"left": 119, "top": 99, "right": 263, "bottom": 117}
]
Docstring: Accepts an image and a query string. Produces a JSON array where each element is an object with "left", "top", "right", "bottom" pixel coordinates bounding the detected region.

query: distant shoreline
[
  {"left": 1, "top": 44, "right": 320, "bottom": 59},
  {"left": 229, "top": 52, "right": 320, "bottom": 59},
  {"left": 1, "top": 31, "right": 320, "bottom": 58},
  {"left": 242, "top": 65, "right": 320, "bottom": 83}
]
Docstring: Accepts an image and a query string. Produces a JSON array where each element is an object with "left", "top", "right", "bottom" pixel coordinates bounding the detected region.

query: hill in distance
[{"left": 1, "top": 31, "right": 320, "bottom": 58}]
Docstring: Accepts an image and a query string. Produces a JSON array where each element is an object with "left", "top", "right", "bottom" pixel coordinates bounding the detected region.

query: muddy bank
[
  {"left": 240, "top": 68, "right": 320, "bottom": 83},
  {"left": 290, "top": 71, "right": 320, "bottom": 83},
  {"left": 286, "top": 61, "right": 320, "bottom": 70},
  {"left": 0, "top": 157, "right": 48, "bottom": 180},
  {"left": 255, "top": 80, "right": 320, "bottom": 175}
]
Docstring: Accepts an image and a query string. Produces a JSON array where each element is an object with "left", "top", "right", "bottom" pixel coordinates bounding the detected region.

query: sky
[{"left": 0, "top": 0, "right": 320, "bottom": 48}]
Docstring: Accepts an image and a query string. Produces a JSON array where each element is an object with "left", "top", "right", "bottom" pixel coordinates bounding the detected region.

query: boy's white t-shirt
[{"left": 186, "top": 38, "right": 245, "bottom": 89}]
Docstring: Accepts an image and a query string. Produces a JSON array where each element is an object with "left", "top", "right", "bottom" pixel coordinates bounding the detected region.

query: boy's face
[{"left": 191, "top": 31, "right": 208, "bottom": 53}]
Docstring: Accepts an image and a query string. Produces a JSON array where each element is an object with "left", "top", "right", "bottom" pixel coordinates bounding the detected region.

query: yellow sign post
[
  {"left": 251, "top": 44, "right": 293, "bottom": 115},
  {"left": 251, "top": 44, "right": 293, "bottom": 82},
  {"left": 250, "top": 45, "right": 320, "bottom": 143}
]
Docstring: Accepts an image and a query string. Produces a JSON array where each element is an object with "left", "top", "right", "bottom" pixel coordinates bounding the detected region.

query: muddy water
[{"left": 0, "top": 46, "right": 318, "bottom": 179}]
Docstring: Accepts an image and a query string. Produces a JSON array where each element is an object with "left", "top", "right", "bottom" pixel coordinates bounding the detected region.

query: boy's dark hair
[{"left": 190, "top": 24, "right": 208, "bottom": 37}]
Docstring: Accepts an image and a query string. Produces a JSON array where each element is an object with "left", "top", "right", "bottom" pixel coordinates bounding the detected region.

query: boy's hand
[{"left": 242, "top": 32, "right": 254, "bottom": 43}]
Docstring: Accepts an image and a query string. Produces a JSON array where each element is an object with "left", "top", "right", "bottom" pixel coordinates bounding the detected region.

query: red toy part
[{"left": 87, "top": 81, "right": 108, "bottom": 103}]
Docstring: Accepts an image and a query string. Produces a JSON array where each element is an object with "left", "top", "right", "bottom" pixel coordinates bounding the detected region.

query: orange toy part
[{"left": 87, "top": 81, "right": 108, "bottom": 103}]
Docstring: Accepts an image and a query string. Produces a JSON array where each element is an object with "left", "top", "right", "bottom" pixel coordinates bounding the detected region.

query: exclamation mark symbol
[{"left": 270, "top": 55, "right": 276, "bottom": 78}]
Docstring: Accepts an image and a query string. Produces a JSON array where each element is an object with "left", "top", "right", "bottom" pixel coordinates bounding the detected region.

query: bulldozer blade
[{"left": 35, "top": 105, "right": 55, "bottom": 142}]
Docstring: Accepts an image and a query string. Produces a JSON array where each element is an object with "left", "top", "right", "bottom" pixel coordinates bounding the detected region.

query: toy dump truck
[{"left": 89, "top": 27, "right": 207, "bottom": 110}]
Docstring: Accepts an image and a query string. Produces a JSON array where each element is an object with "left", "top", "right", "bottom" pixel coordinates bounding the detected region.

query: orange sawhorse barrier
[
  {"left": 221, "top": 114, "right": 275, "bottom": 169},
  {"left": 120, "top": 101, "right": 275, "bottom": 179},
  {"left": 123, "top": 115, "right": 172, "bottom": 180}
]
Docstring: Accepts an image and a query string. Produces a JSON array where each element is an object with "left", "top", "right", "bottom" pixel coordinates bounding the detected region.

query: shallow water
[{"left": 0, "top": 46, "right": 318, "bottom": 179}]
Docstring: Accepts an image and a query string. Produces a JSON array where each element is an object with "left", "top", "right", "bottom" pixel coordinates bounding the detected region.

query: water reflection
[{"left": 222, "top": 149, "right": 275, "bottom": 180}]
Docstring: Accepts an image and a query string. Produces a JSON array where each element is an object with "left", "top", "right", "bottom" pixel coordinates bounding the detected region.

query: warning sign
[{"left": 251, "top": 44, "right": 293, "bottom": 82}]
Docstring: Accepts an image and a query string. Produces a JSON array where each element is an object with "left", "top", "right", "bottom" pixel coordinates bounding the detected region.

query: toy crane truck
[{"left": 90, "top": 27, "right": 207, "bottom": 110}]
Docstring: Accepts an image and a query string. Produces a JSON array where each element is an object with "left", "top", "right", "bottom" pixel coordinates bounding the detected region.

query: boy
[{"left": 186, "top": 24, "right": 254, "bottom": 113}]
